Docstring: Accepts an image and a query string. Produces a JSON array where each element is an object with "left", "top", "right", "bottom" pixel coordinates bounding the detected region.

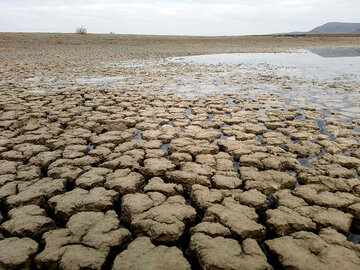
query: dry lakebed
[{"left": 0, "top": 33, "right": 360, "bottom": 269}]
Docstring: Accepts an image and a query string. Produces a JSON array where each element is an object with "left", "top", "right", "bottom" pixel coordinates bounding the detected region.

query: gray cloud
[{"left": 0, "top": 0, "right": 359, "bottom": 35}]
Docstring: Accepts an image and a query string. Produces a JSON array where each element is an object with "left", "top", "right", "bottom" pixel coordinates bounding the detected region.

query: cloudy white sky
[{"left": 0, "top": 0, "right": 359, "bottom": 35}]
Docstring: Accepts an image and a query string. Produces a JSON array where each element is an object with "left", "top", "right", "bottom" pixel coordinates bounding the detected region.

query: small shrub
[
  {"left": 110, "top": 31, "right": 115, "bottom": 35},
  {"left": 76, "top": 26, "right": 87, "bottom": 34}
]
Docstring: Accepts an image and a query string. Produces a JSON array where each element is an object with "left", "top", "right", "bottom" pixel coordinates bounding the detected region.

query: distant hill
[
  {"left": 275, "top": 22, "right": 360, "bottom": 35},
  {"left": 308, "top": 22, "right": 360, "bottom": 34}
]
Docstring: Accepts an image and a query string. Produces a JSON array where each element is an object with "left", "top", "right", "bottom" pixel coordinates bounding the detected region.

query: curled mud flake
[
  {"left": 240, "top": 167, "right": 297, "bottom": 195},
  {"left": 189, "top": 233, "right": 272, "bottom": 270},
  {"left": 48, "top": 187, "right": 118, "bottom": 220},
  {"left": 91, "top": 130, "right": 138, "bottom": 145},
  {"left": 29, "top": 150, "right": 62, "bottom": 168},
  {"left": 169, "top": 152, "right": 193, "bottom": 166},
  {"left": 112, "top": 237, "right": 191, "bottom": 270},
  {"left": 189, "top": 222, "right": 231, "bottom": 237},
  {"left": 130, "top": 195, "right": 196, "bottom": 243},
  {"left": 169, "top": 138, "right": 219, "bottom": 156},
  {"left": 105, "top": 169, "right": 145, "bottom": 195},
  {"left": 272, "top": 189, "right": 308, "bottom": 209},
  {"left": 242, "top": 123, "right": 268, "bottom": 135},
  {"left": 35, "top": 210, "right": 132, "bottom": 270},
  {"left": 286, "top": 141, "right": 322, "bottom": 157},
  {"left": 215, "top": 156, "right": 237, "bottom": 173},
  {"left": 104, "top": 120, "right": 128, "bottom": 132},
  {"left": 0, "top": 237, "right": 38, "bottom": 270},
  {"left": 0, "top": 150, "right": 24, "bottom": 162},
  {"left": 217, "top": 139, "right": 265, "bottom": 159},
  {"left": 265, "top": 228, "right": 360, "bottom": 270},
  {"left": 351, "top": 149, "right": 360, "bottom": 159},
  {"left": 166, "top": 170, "right": 211, "bottom": 188},
  {"left": 266, "top": 206, "right": 317, "bottom": 236},
  {"left": 0, "top": 181, "right": 19, "bottom": 202},
  {"left": 121, "top": 193, "right": 155, "bottom": 224},
  {"left": 142, "top": 125, "right": 179, "bottom": 143},
  {"left": 180, "top": 162, "right": 214, "bottom": 178},
  {"left": 347, "top": 203, "right": 360, "bottom": 220},
  {"left": 321, "top": 164, "right": 355, "bottom": 179},
  {"left": 264, "top": 121, "right": 286, "bottom": 130},
  {"left": 211, "top": 174, "right": 242, "bottom": 189},
  {"left": 143, "top": 177, "right": 184, "bottom": 196},
  {"left": 297, "top": 169, "right": 359, "bottom": 192},
  {"left": 101, "top": 153, "right": 142, "bottom": 170},
  {"left": 190, "top": 184, "right": 224, "bottom": 212},
  {"left": 6, "top": 178, "right": 66, "bottom": 208},
  {"left": 235, "top": 189, "right": 269, "bottom": 212},
  {"left": 293, "top": 185, "right": 360, "bottom": 209},
  {"left": 178, "top": 125, "right": 222, "bottom": 142},
  {"left": 16, "top": 164, "right": 41, "bottom": 181},
  {"left": 240, "top": 152, "right": 291, "bottom": 170},
  {"left": 75, "top": 167, "right": 112, "bottom": 189},
  {"left": 0, "top": 174, "right": 16, "bottom": 187},
  {"left": 167, "top": 160, "right": 215, "bottom": 188},
  {"left": 141, "top": 158, "right": 175, "bottom": 177},
  {"left": 0, "top": 160, "right": 19, "bottom": 175},
  {"left": 71, "top": 155, "right": 101, "bottom": 167},
  {"left": 1, "top": 204, "right": 55, "bottom": 238},
  {"left": 203, "top": 197, "right": 266, "bottom": 240},
  {"left": 196, "top": 154, "right": 217, "bottom": 167},
  {"left": 311, "top": 153, "right": 360, "bottom": 169},
  {"left": 297, "top": 205, "right": 353, "bottom": 234},
  {"left": 48, "top": 165, "right": 83, "bottom": 181},
  {"left": 88, "top": 146, "right": 111, "bottom": 158}
]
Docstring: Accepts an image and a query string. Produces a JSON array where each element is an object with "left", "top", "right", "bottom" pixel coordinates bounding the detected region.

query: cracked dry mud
[{"left": 0, "top": 33, "right": 360, "bottom": 269}]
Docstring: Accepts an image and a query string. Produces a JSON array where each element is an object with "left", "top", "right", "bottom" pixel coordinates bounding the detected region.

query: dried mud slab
[
  {"left": 105, "top": 169, "right": 145, "bottom": 195},
  {"left": 112, "top": 237, "right": 191, "bottom": 270},
  {"left": 265, "top": 228, "right": 360, "bottom": 270},
  {"left": 144, "top": 177, "right": 184, "bottom": 196},
  {"left": 5, "top": 178, "right": 66, "bottom": 208},
  {"left": 35, "top": 211, "right": 132, "bottom": 269},
  {"left": 141, "top": 158, "right": 176, "bottom": 177},
  {"left": 169, "top": 138, "right": 219, "bottom": 156},
  {"left": 240, "top": 167, "right": 297, "bottom": 195},
  {"left": 1, "top": 205, "right": 55, "bottom": 238},
  {"left": 48, "top": 187, "right": 118, "bottom": 220},
  {"left": 189, "top": 222, "right": 231, "bottom": 237},
  {"left": 189, "top": 233, "right": 272, "bottom": 270},
  {"left": 0, "top": 237, "right": 38, "bottom": 270},
  {"left": 203, "top": 197, "right": 266, "bottom": 240},
  {"left": 127, "top": 195, "right": 196, "bottom": 242},
  {"left": 1, "top": 34, "right": 360, "bottom": 269}
]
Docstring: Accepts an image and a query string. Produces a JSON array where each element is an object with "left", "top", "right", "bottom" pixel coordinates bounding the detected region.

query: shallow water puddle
[
  {"left": 168, "top": 49, "right": 360, "bottom": 120},
  {"left": 171, "top": 49, "right": 360, "bottom": 80}
]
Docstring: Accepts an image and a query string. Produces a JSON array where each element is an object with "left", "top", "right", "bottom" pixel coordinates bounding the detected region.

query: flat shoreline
[{"left": 1, "top": 33, "right": 360, "bottom": 61}]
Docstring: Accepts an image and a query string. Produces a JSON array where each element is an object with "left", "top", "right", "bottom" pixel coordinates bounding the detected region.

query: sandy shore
[{"left": 0, "top": 33, "right": 360, "bottom": 269}]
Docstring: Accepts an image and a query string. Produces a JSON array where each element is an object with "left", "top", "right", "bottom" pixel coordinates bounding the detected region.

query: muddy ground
[{"left": 0, "top": 33, "right": 360, "bottom": 269}]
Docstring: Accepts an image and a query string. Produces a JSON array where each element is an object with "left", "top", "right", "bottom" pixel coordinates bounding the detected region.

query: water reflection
[
  {"left": 170, "top": 49, "right": 360, "bottom": 80},
  {"left": 310, "top": 48, "right": 360, "bottom": 58},
  {"left": 167, "top": 49, "right": 360, "bottom": 119}
]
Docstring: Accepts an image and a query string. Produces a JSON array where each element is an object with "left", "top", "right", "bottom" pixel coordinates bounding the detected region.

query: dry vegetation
[{"left": 75, "top": 26, "right": 87, "bottom": 35}]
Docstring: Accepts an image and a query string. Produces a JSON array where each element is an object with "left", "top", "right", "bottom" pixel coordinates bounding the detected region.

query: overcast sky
[{"left": 0, "top": 0, "right": 359, "bottom": 35}]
